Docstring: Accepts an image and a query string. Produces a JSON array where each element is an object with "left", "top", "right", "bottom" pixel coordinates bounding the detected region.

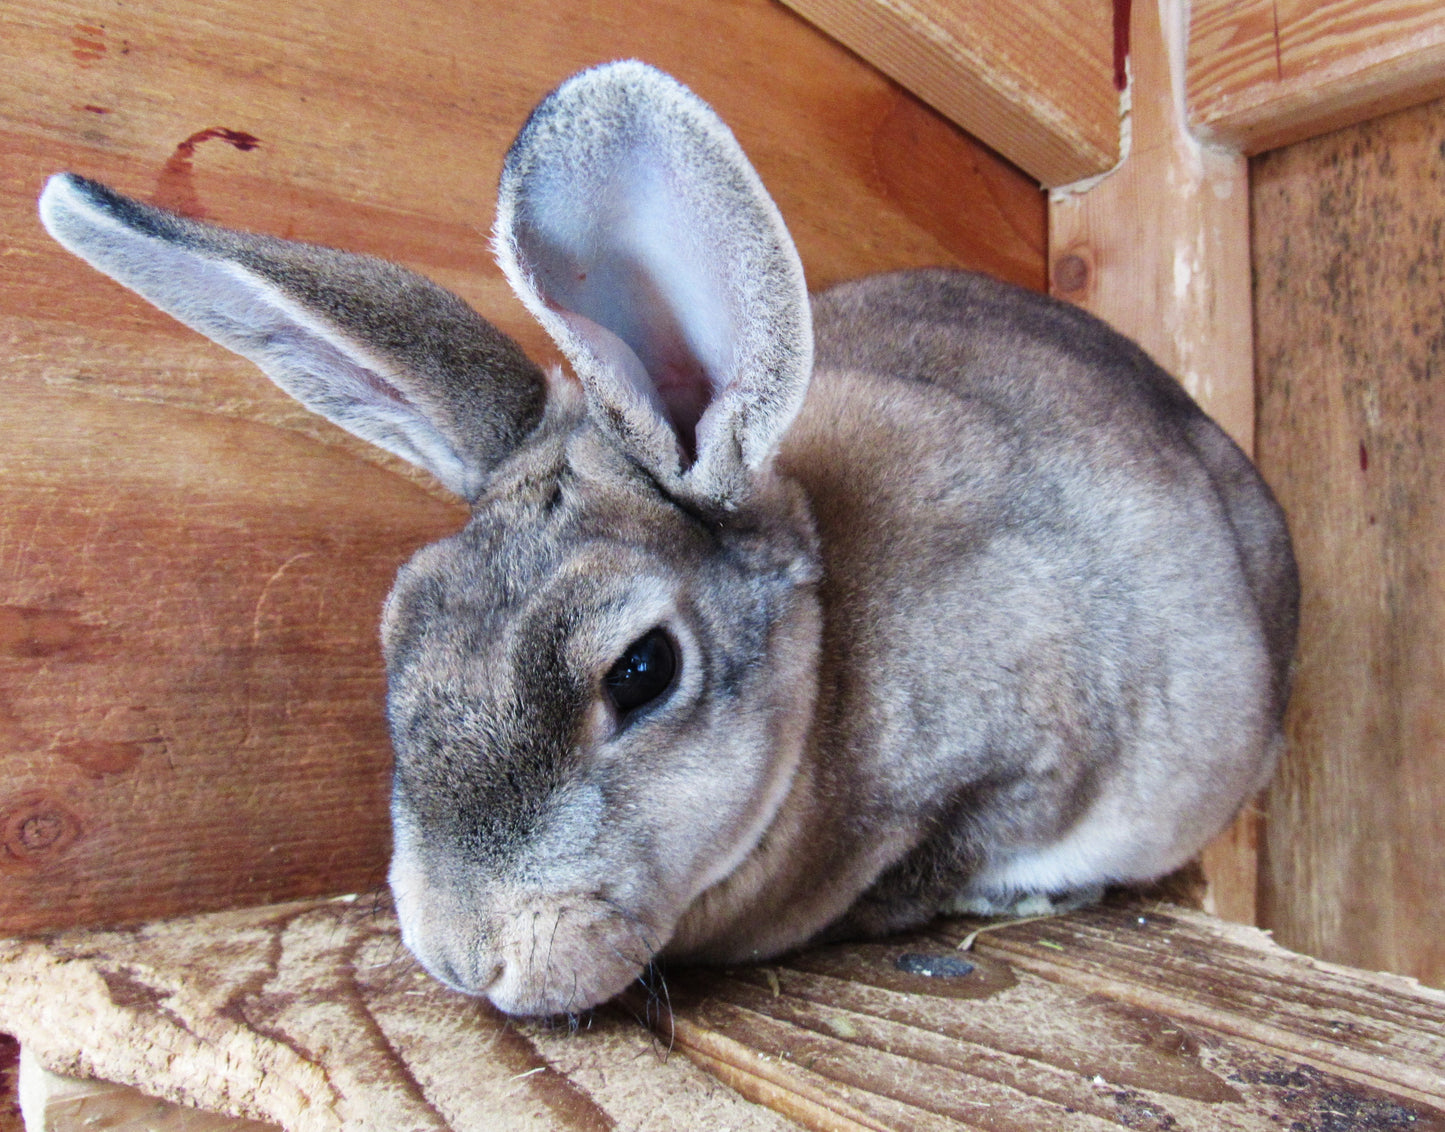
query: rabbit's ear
[
  {"left": 39, "top": 174, "right": 547, "bottom": 501},
  {"left": 495, "top": 61, "right": 812, "bottom": 509}
]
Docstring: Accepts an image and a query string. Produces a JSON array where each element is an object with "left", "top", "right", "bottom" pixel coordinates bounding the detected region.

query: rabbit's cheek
[{"left": 655, "top": 588, "right": 822, "bottom": 903}]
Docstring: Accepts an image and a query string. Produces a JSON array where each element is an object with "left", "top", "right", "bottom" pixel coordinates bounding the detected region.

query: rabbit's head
[{"left": 39, "top": 62, "right": 830, "bottom": 1014}]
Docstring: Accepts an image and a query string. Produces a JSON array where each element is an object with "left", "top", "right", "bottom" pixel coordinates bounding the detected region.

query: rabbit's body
[
  {"left": 770, "top": 270, "right": 1290, "bottom": 943},
  {"left": 39, "top": 61, "right": 1297, "bottom": 1018}
]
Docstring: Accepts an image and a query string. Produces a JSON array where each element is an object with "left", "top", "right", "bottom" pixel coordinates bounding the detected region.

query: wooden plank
[
  {"left": 0, "top": 0, "right": 1045, "bottom": 934},
  {"left": 19, "top": 1048, "right": 279, "bottom": 1131},
  {"left": 777, "top": 0, "right": 1120, "bottom": 187},
  {"left": 0, "top": 1034, "right": 19, "bottom": 1132},
  {"left": 1188, "top": 0, "right": 1445, "bottom": 153},
  {"left": 1252, "top": 96, "right": 1445, "bottom": 989},
  {"left": 1048, "top": 0, "right": 1259, "bottom": 921},
  {"left": 0, "top": 896, "right": 800, "bottom": 1132},
  {"left": 1049, "top": 0, "right": 1254, "bottom": 450},
  {"left": 1, "top": 896, "right": 1442, "bottom": 1131}
]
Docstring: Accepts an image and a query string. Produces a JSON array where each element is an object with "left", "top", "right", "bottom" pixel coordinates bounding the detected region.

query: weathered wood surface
[
  {"left": 1050, "top": 0, "right": 1254, "bottom": 451},
  {"left": 0, "top": 1035, "right": 20, "bottom": 1132},
  {"left": 20, "top": 1048, "right": 279, "bottom": 1131},
  {"left": 1188, "top": 0, "right": 1445, "bottom": 153},
  {"left": 1, "top": 897, "right": 1442, "bottom": 1131},
  {"left": 1253, "top": 96, "right": 1445, "bottom": 989},
  {"left": 0, "top": 0, "right": 1045, "bottom": 935},
  {"left": 1048, "top": 0, "right": 1259, "bottom": 922},
  {"left": 777, "top": 0, "right": 1121, "bottom": 187}
]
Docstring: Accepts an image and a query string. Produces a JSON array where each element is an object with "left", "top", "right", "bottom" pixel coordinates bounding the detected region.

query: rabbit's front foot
[{"left": 943, "top": 884, "right": 1105, "bottom": 920}]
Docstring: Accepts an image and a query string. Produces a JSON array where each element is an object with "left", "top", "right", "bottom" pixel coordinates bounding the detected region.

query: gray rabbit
[{"left": 39, "top": 61, "right": 1297, "bottom": 1017}]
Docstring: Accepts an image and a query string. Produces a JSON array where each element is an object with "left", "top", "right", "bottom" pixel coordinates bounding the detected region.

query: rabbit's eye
[{"left": 604, "top": 629, "right": 677, "bottom": 717}]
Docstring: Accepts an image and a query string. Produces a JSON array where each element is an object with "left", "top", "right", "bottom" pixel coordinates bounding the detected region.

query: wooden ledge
[{"left": 2, "top": 895, "right": 1442, "bottom": 1130}]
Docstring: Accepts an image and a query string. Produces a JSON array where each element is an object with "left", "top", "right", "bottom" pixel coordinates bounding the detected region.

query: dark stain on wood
[
  {"left": 53, "top": 740, "right": 145, "bottom": 778},
  {"left": 646, "top": 902, "right": 1445, "bottom": 1130},
  {"left": 0, "top": 605, "right": 100, "bottom": 661},
  {"left": 1253, "top": 94, "right": 1445, "bottom": 987},
  {"left": 786, "top": 937, "right": 1017, "bottom": 1001},
  {"left": 1230, "top": 1062, "right": 1445, "bottom": 1132}
]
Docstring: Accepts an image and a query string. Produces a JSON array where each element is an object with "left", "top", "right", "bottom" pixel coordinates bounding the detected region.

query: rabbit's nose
[{"left": 427, "top": 948, "right": 503, "bottom": 997}]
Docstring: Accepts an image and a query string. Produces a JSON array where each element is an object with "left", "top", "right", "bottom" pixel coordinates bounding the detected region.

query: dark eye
[{"left": 604, "top": 628, "right": 677, "bottom": 717}]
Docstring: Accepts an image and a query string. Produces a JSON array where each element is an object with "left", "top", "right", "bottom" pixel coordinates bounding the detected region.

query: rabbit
[{"left": 38, "top": 60, "right": 1298, "bottom": 1018}]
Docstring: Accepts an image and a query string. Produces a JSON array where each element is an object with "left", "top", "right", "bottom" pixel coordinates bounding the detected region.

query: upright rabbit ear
[
  {"left": 38, "top": 174, "right": 547, "bottom": 501},
  {"left": 495, "top": 61, "right": 813, "bottom": 510}
]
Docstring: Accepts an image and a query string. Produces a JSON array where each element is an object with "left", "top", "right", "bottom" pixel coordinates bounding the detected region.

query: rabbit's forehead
[{"left": 386, "top": 499, "right": 698, "bottom": 666}]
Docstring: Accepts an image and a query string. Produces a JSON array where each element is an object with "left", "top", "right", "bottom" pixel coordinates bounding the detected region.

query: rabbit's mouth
[{"left": 391, "top": 866, "right": 666, "bottom": 1016}]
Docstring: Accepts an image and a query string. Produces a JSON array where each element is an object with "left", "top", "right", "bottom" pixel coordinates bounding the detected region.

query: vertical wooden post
[
  {"left": 1048, "top": 0, "right": 1260, "bottom": 921},
  {"left": 1252, "top": 96, "right": 1445, "bottom": 988}
]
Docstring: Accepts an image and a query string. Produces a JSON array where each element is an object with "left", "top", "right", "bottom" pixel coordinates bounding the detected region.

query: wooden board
[
  {"left": 1252, "top": 95, "right": 1445, "bottom": 989},
  {"left": 0, "top": 1035, "right": 19, "bottom": 1132},
  {"left": 1050, "top": 0, "right": 1254, "bottom": 451},
  {"left": 777, "top": 0, "right": 1120, "bottom": 188},
  {"left": 20, "top": 1049, "right": 279, "bottom": 1131},
  {"left": 1188, "top": 0, "right": 1445, "bottom": 154},
  {"left": 1048, "top": 0, "right": 1258, "bottom": 922},
  {"left": 1, "top": 895, "right": 1442, "bottom": 1131},
  {"left": 0, "top": 0, "right": 1045, "bottom": 934}
]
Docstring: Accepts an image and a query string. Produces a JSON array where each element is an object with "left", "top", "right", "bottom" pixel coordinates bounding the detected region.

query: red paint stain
[
  {"left": 81, "top": 104, "right": 112, "bottom": 114},
  {"left": 55, "top": 739, "right": 145, "bottom": 778},
  {"left": 154, "top": 127, "right": 263, "bottom": 217},
  {"left": 71, "top": 23, "right": 106, "bottom": 67},
  {"left": 1360, "top": 441, "right": 1369, "bottom": 472},
  {"left": 1113, "top": 0, "right": 1133, "bottom": 91}
]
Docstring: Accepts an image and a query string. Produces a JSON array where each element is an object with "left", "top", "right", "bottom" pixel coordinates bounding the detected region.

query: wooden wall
[
  {"left": 1254, "top": 95, "right": 1445, "bottom": 987},
  {"left": 0, "top": 0, "right": 1045, "bottom": 932}
]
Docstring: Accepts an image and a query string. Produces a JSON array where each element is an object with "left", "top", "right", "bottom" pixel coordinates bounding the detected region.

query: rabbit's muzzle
[{"left": 392, "top": 865, "right": 662, "bottom": 1016}]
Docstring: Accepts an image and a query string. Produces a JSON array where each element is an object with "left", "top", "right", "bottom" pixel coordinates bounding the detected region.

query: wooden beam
[
  {"left": 19, "top": 1048, "right": 279, "bottom": 1131},
  {"left": 1050, "top": 0, "right": 1254, "bottom": 449},
  {"left": 1189, "top": 0, "right": 1445, "bottom": 153},
  {"left": 1048, "top": 0, "right": 1258, "bottom": 922},
  {"left": 1253, "top": 95, "right": 1445, "bottom": 990},
  {"left": 777, "top": 0, "right": 1121, "bottom": 187},
  {"left": 1, "top": 895, "right": 1442, "bottom": 1130}
]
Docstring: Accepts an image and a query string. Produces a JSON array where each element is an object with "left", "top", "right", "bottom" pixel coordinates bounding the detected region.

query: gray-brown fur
[{"left": 38, "top": 61, "right": 1298, "bottom": 1017}]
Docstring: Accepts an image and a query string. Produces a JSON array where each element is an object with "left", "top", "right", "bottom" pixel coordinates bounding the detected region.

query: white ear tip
[
  {"left": 38, "top": 172, "right": 85, "bottom": 236},
  {"left": 38, "top": 172, "right": 125, "bottom": 253}
]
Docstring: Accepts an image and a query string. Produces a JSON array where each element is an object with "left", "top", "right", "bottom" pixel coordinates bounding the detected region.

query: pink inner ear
[
  {"left": 650, "top": 353, "right": 712, "bottom": 463},
  {"left": 549, "top": 307, "right": 715, "bottom": 463},
  {"left": 541, "top": 278, "right": 723, "bottom": 464}
]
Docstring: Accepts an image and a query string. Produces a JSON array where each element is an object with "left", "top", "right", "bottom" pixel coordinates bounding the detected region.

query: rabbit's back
[{"left": 776, "top": 269, "right": 1297, "bottom": 931}]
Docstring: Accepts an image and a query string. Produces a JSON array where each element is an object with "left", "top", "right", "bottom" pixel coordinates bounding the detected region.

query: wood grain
[
  {"left": 778, "top": 0, "right": 1120, "bottom": 187},
  {"left": 1188, "top": 0, "right": 1445, "bottom": 153},
  {"left": 1050, "top": 0, "right": 1255, "bottom": 452},
  {"left": 2, "top": 895, "right": 1442, "bottom": 1131},
  {"left": 1253, "top": 96, "right": 1445, "bottom": 989},
  {"left": 0, "top": 0, "right": 1045, "bottom": 934},
  {"left": 21, "top": 1049, "right": 280, "bottom": 1131},
  {"left": 1048, "top": 0, "right": 1259, "bottom": 922}
]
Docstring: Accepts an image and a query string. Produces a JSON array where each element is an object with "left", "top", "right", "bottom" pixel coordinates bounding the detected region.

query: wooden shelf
[{"left": 3, "top": 895, "right": 1442, "bottom": 1130}]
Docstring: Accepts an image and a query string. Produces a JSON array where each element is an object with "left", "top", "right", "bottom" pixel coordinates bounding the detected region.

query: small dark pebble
[{"left": 894, "top": 952, "right": 976, "bottom": 978}]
